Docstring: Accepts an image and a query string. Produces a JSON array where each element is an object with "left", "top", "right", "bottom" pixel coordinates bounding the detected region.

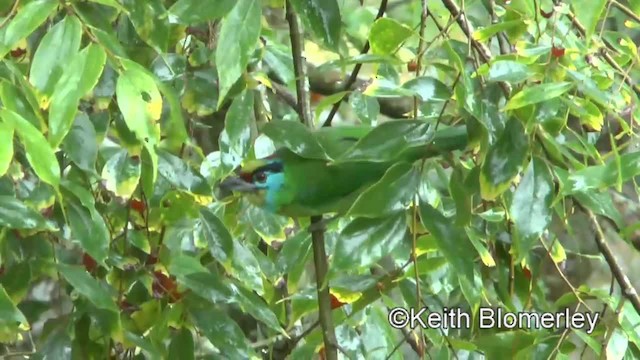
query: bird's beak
[{"left": 217, "top": 176, "right": 258, "bottom": 194}]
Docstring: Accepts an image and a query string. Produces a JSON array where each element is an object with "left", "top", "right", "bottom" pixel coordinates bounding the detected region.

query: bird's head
[{"left": 217, "top": 157, "right": 285, "bottom": 209}]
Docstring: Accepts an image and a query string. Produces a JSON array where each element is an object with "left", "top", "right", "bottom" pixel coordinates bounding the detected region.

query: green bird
[{"left": 217, "top": 123, "right": 468, "bottom": 218}]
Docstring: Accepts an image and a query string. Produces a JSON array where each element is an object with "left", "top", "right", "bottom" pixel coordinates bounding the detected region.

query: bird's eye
[{"left": 254, "top": 172, "right": 267, "bottom": 183}]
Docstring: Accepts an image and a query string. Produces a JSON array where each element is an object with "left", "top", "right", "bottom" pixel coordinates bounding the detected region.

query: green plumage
[{"left": 218, "top": 123, "right": 468, "bottom": 217}]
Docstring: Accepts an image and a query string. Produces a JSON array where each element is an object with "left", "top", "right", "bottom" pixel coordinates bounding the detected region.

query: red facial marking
[{"left": 240, "top": 172, "right": 253, "bottom": 183}]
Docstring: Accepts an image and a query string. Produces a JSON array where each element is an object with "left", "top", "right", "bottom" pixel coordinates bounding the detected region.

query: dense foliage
[{"left": 1, "top": 0, "right": 640, "bottom": 358}]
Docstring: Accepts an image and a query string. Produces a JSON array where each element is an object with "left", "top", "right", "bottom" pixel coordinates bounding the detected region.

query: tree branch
[
  {"left": 285, "top": 1, "right": 338, "bottom": 359},
  {"left": 578, "top": 203, "right": 640, "bottom": 315},
  {"left": 322, "top": 0, "right": 389, "bottom": 127}
]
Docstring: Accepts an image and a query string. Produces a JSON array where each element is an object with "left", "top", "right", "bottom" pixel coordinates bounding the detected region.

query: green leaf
[
  {"left": 244, "top": 205, "right": 289, "bottom": 243},
  {"left": 121, "top": 0, "right": 169, "bottom": 53},
  {"left": 402, "top": 76, "right": 451, "bottom": 102},
  {"left": 605, "top": 327, "right": 628, "bottom": 360},
  {"left": 368, "top": 18, "right": 413, "bottom": 55},
  {"left": 0, "top": 0, "right": 58, "bottom": 59},
  {"left": 276, "top": 231, "right": 311, "bottom": 274},
  {"left": 504, "top": 82, "right": 573, "bottom": 110},
  {"left": 487, "top": 60, "right": 530, "bottom": 83},
  {"left": 0, "top": 196, "right": 53, "bottom": 230},
  {"left": 197, "top": 207, "right": 234, "bottom": 264},
  {"left": 480, "top": 118, "right": 529, "bottom": 200},
  {"left": 290, "top": 0, "right": 341, "bottom": 51},
  {"left": 224, "top": 91, "right": 254, "bottom": 160},
  {"left": 262, "top": 120, "right": 330, "bottom": 160},
  {"left": 510, "top": 157, "right": 554, "bottom": 260},
  {"left": 350, "top": 92, "right": 380, "bottom": 125},
  {"left": 62, "top": 112, "right": 98, "bottom": 173},
  {"left": 177, "top": 272, "right": 233, "bottom": 303},
  {"left": 419, "top": 203, "right": 475, "bottom": 286},
  {"left": 116, "top": 61, "right": 163, "bottom": 145},
  {"left": 230, "top": 241, "right": 264, "bottom": 293},
  {"left": 0, "top": 80, "right": 43, "bottom": 130},
  {"left": 63, "top": 191, "right": 110, "bottom": 267},
  {"left": 234, "top": 285, "right": 285, "bottom": 334},
  {"left": 168, "top": 328, "right": 195, "bottom": 360},
  {"left": 49, "top": 43, "right": 107, "bottom": 147},
  {"left": 57, "top": 264, "right": 117, "bottom": 312},
  {"left": 333, "top": 212, "right": 407, "bottom": 270},
  {"left": 157, "top": 82, "right": 189, "bottom": 151},
  {"left": 449, "top": 167, "right": 472, "bottom": 226},
  {"left": 157, "top": 151, "right": 211, "bottom": 196},
  {"left": 0, "top": 109, "right": 60, "bottom": 188},
  {"left": 473, "top": 20, "right": 525, "bottom": 42},
  {"left": 572, "top": 191, "right": 623, "bottom": 228},
  {"left": 0, "top": 121, "right": 13, "bottom": 176},
  {"left": 215, "top": 0, "right": 262, "bottom": 106},
  {"left": 189, "top": 305, "right": 256, "bottom": 359},
  {"left": 569, "top": 0, "right": 607, "bottom": 43},
  {"left": 558, "top": 152, "right": 640, "bottom": 194},
  {"left": 335, "top": 120, "right": 440, "bottom": 163},
  {"left": 101, "top": 149, "right": 141, "bottom": 200},
  {"left": 348, "top": 162, "right": 419, "bottom": 217},
  {"left": 168, "top": 0, "right": 236, "bottom": 25},
  {"left": 0, "top": 285, "right": 27, "bottom": 327},
  {"left": 29, "top": 15, "right": 82, "bottom": 101}
]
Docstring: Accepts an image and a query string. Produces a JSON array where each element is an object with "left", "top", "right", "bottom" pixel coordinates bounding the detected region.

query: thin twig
[
  {"left": 0, "top": 0, "right": 20, "bottom": 29},
  {"left": 439, "top": 0, "right": 512, "bottom": 97},
  {"left": 579, "top": 205, "right": 640, "bottom": 315},
  {"left": 285, "top": 1, "right": 338, "bottom": 359},
  {"left": 322, "top": 0, "right": 389, "bottom": 127}
]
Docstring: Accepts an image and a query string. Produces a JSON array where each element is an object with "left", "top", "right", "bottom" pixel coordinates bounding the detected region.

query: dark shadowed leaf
[
  {"left": 63, "top": 189, "right": 110, "bottom": 267},
  {"left": 348, "top": 162, "right": 419, "bottom": 217},
  {"left": 57, "top": 264, "right": 118, "bottom": 312},
  {"left": 62, "top": 112, "right": 98, "bottom": 173},
  {"left": 168, "top": 0, "right": 236, "bottom": 24},
  {"left": 290, "top": 0, "right": 341, "bottom": 51},
  {"left": 333, "top": 212, "right": 407, "bottom": 270},
  {"left": 190, "top": 305, "right": 256, "bottom": 358},
  {"left": 419, "top": 203, "right": 474, "bottom": 283},
  {"left": 449, "top": 167, "right": 472, "bottom": 226},
  {"left": 215, "top": 0, "right": 262, "bottom": 106},
  {"left": 510, "top": 157, "right": 554, "bottom": 260},
  {"left": 480, "top": 118, "right": 529, "bottom": 200},
  {"left": 168, "top": 328, "right": 195, "bottom": 360}
]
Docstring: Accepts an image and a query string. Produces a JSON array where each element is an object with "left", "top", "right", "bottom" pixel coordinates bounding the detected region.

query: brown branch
[
  {"left": 578, "top": 204, "right": 640, "bottom": 316},
  {"left": 285, "top": 1, "right": 338, "bottom": 359},
  {"left": 322, "top": 0, "right": 389, "bottom": 127},
  {"left": 438, "top": 0, "right": 512, "bottom": 97}
]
